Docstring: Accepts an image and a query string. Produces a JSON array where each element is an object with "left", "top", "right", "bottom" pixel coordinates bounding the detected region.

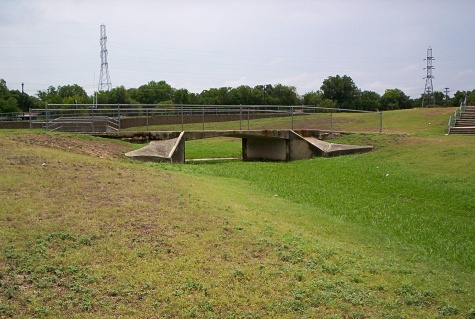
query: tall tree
[
  {"left": 58, "top": 84, "right": 88, "bottom": 100},
  {"left": 358, "top": 90, "right": 381, "bottom": 111},
  {"left": 453, "top": 90, "right": 467, "bottom": 106},
  {"left": 320, "top": 75, "right": 358, "bottom": 109},
  {"left": 229, "top": 85, "right": 253, "bottom": 105},
  {"left": 0, "top": 97, "right": 20, "bottom": 113},
  {"left": 108, "top": 86, "right": 130, "bottom": 104},
  {"left": 0, "top": 79, "right": 9, "bottom": 100},
  {"left": 173, "top": 88, "right": 190, "bottom": 104},
  {"left": 37, "top": 86, "right": 62, "bottom": 104},
  {"left": 467, "top": 90, "right": 475, "bottom": 106},
  {"left": 272, "top": 84, "right": 299, "bottom": 105},
  {"left": 134, "top": 81, "right": 173, "bottom": 104},
  {"left": 380, "top": 89, "right": 412, "bottom": 110},
  {"left": 302, "top": 91, "right": 323, "bottom": 106}
]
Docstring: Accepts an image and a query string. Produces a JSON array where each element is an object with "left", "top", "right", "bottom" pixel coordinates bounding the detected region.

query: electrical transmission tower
[
  {"left": 422, "top": 46, "right": 435, "bottom": 107},
  {"left": 98, "top": 24, "right": 112, "bottom": 91}
]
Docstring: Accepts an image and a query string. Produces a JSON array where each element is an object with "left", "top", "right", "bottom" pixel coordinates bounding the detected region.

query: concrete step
[
  {"left": 449, "top": 126, "right": 475, "bottom": 135},
  {"left": 455, "top": 121, "right": 475, "bottom": 124}
]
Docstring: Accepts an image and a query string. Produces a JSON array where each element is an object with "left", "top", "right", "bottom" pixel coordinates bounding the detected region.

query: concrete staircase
[{"left": 449, "top": 105, "right": 475, "bottom": 135}]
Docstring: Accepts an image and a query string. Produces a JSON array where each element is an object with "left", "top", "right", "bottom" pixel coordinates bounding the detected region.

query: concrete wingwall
[
  {"left": 288, "top": 131, "right": 323, "bottom": 160},
  {"left": 170, "top": 132, "right": 185, "bottom": 164}
]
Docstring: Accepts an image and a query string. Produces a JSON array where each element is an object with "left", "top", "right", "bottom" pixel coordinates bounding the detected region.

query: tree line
[{"left": 1, "top": 75, "right": 473, "bottom": 114}]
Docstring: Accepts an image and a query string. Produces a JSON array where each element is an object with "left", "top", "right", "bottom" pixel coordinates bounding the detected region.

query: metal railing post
[
  {"left": 379, "top": 111, "right": 383, "bottom": 133},
  {"left": 117, "top": 105, "right": 121, "bottom": 133},
  {"left": 45, "top": 102, "right": 49, "bottom": 131},
  {"left": 146, "top": 108, "right": 149, "bottom": 132},
  {"left": 240, "top": 106, "right": 242, "bottom": 131},
  {"left": 330, "top": 112, "right": 333, "bottom": 131},
  {"left": 247, "top": 107, "right": 250, "bottom": 130},
  {"left": 181, "top": 105, "right": 184, "bottom": 131},
  {"left": 202, "top": 106, "right": 205, "bottom": 131},
  {"left": 291, "top": 106, "right": 294, "bottom": 130},
  {"left": 29, "top": 107, "right": 32, "bottom": 130}
]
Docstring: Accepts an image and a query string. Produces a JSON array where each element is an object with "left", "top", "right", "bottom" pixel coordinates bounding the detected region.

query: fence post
[
  {"left": 146, "top": 108, "right": 149, "bottom": 132},
  {"left": 181, "top": 105, "right": 184, "bottom": 131},
  {"left": 330, "top": 112, "right": 333, "bottom": 131},
  {"left": 247, "top": 107, "right": 250, "bottom": 130},
  {"left": 291, "top": 106, "right": 294, "bottom": 130},
  {"left": 379, "top": 111, "right": 383, "bottom": 133},
  {"left": 118, "top": 105, "right": 121, "bottom": 133},
  {"left": 29, "top": 107, "right": 32, "bottom": 130},
  {"left": 202, "top": 106, "right": 205, "bottom": 131},
  {"left": 240, "top": 106, "right": 242, "bottom": 131},
  {"left": 45, "top": 102, "right": 49, "bottom": 131}
]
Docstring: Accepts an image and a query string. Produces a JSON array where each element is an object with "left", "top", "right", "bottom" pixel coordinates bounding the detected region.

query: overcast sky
[{"left": 2, "top": 0, "right": 475, "bottom": 99}]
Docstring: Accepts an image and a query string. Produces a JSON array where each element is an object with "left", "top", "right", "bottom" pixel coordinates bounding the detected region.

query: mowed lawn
[{"left": 1, "top": 107, "right": 474, "bottom": 318}]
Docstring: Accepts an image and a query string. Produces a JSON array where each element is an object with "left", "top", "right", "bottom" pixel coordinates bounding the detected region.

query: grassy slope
[{"left": 1, "top": 108, "right": 474, "bottom": 318}]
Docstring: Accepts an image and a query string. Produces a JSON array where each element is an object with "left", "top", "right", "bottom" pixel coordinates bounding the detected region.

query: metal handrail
[{"left": 25, "top": 104, "right": 382, "bottom": 133}]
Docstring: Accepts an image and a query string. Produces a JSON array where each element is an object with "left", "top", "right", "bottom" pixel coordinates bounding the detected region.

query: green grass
[
  {"left": 185, "top": 137, "right": 242, "bottom": 159},
  {"left": 1, "top": 107, "right": 475, "bottom": 318},
  {"left": 172, "top": 134, "right": 475, "bottom": 269}
]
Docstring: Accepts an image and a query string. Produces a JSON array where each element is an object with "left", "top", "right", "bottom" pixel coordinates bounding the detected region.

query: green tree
[
  {"left": 453, "top": 90, "right": 467, "bottom": 106},
  {"left": 199, "top": 88, "right": 221, "bottom": 105},
  {"left": 359, "top": 90, "right": 381, "bottom": 111},
  {"left": 321, "top": 75, "right": 358, "bottom": 109},
  {"left": 37, "top": 86, "right": 62, "bottom": 104},
  {"left": 319, "top": 98, "right": 338, "bottom": 109},
  {"left": 0, "top": 97, "right": 20, "bottom": 113},
  {"left": 58, "top": 84, "right": 88, "bottom": 103},
  {"left": 173, "top": 88, "right": 190, "bottom": 104},
  {"left": 108, "top": 86, "right": 130, "bottom": 104},
  {"left": 302, "top": 91, "right": 323, "bottom": 106},
  {"left": 198, "top": 87, "right": 232, "bottom": 105},
  {"left": 433, "top": 91, "right": 446, "bottom": 106},
  {"left": 134, "top": 81, "right": 173, "bottom": 104},
  {"left": 229, "top": 85, "right": 253, "bottom": 105},
  {"left": 0, "top": 79, "right": 9, "bottom": 100},
  {"left": 380, "top": 89, "right": 412, "bottom": 110},
  {"left": 467, "top": 90, "right": 475, "bottom": 105},
  {"left": 251, "top": 86, "right": 265, "bottom": 104},
  {"left": 272, "top": 84, "right": 299, "bottom": 105}
]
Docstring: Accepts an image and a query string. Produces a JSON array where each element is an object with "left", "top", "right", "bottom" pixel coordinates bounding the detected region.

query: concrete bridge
[{"left": 105, "top": 129, "right": 373, "bottom": 164}]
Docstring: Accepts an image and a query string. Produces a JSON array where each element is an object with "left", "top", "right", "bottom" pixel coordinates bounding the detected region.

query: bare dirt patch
[{"left": 8, "top": 133, "right": 131, "bottom": 159}]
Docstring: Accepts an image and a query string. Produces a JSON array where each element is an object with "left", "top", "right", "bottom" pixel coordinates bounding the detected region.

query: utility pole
[
  {"left": 422, "top": 46, "right": 435, "bottom": 107},
  {"left": 444, "top": 87, "right": 450, "bottom": 107},
  {"left": 98, "top": 24, "right": 112, "bottom": 91}
]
